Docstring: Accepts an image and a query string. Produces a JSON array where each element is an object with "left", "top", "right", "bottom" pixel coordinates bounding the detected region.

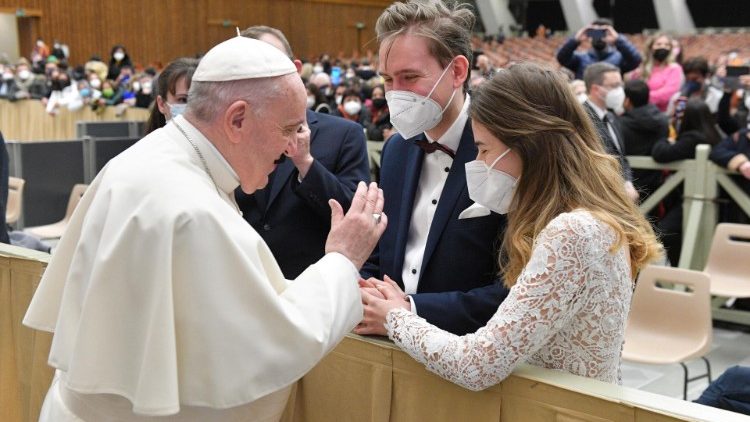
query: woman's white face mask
[{"left": 465, "top": 148, "right": 517, "bottom": 214}]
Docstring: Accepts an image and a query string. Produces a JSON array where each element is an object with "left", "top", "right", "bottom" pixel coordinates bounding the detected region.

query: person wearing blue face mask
[
  {"left": 145, "top": 58, "right": 199, "bottom": 134},
  {"left": 357, "top": 0, "right": 510, "bottom": 337},
  {"left": 363, "top": 62, "right": 662, "bottom": 390}
]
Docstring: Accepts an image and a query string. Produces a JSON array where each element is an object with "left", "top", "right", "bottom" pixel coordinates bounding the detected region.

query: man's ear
[
  {"left": 294, "top": 59, "right": 303, "bottom": 74},
  {"left": 224, "top": 100, "right": 249, "bottom": 144},
  {"left": 452, "top": 55, "right": 470, "bottom": 89}
]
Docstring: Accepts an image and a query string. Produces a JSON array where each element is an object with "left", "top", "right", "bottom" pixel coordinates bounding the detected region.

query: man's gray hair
[
  {"left": 583, "top": 62, "right": 619, "bottom": 93},
  {"left": 186, "top": 76, "right": 285, "bottom": 123},
  {"left": 376, "top": 0, "right": 475, "bottom": 92},
  {"left": 240, "top": 25, "right": 294, "bottom": 59}
]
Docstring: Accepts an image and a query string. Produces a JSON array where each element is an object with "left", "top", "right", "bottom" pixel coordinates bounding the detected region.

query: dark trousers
[{"left": 694, "top": 366, "right": 750, "bottom": 415}]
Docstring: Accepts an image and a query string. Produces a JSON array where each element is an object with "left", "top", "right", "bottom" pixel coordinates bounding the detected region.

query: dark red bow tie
[{"left": 414, "top": 138, "right": 455, "bottom": 159}]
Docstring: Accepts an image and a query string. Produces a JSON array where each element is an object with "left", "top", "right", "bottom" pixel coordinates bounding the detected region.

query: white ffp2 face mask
[
  {"left": 343, "top": 100, "right": 362, "bottom": 116},
  {"left": 385, "top": 62, "right": 457, "bottom": 139},
  {"left": 465, "top": 148, "right": 517, "bottom": 215},
  {"left": 605, "top": 86, "right": 625, "bottom": 113}
]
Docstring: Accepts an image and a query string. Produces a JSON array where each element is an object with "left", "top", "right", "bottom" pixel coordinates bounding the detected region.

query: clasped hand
[{"left": 355, "top": 275, "right": 411, "bottom": 336}]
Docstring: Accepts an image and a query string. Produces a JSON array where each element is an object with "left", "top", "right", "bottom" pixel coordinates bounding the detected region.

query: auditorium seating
[{"left": 24, "top": 184, "right": 88, "bottom": 240}]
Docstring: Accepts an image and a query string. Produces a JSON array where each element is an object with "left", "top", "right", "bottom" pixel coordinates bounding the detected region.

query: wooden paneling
[{"left": 0, "top": 0, "right": 392, "bottom": 70}]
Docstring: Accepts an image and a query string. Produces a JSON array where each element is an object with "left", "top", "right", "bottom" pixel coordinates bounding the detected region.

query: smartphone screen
[
  {"left": 330, "top": 66, "right": 342, "bottom": 86},
  {"left": 587, "top": 28, "right": 605, "bottom": 40}
]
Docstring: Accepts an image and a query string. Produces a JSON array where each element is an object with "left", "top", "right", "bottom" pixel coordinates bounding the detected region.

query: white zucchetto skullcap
[{"left": 192, "top": 36, "right": 296, "bottom": 82}]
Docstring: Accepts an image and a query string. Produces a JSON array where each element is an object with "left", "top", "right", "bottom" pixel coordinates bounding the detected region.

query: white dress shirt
[{"left": 401, "top": 95, "right": 470, "bottom": 301}]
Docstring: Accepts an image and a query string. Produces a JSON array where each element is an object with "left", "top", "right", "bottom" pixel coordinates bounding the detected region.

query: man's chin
[{"left": 239, "top": 178, "right": 266, "bottom": 194}]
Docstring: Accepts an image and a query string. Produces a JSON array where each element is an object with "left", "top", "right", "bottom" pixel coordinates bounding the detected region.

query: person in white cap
[{"left": 23, "top": 36, "right": 387, "bottom": 421}]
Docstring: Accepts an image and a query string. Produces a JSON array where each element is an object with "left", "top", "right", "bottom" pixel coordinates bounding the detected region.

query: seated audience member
[
  {"left": 235, "top": 25, "right": 370, "bottom": 279},
  {"left": 666, "top": 56, "right": 723, "bottom": 117},
  {"left": 306, "top": 82, "right": 332, "bottom": 114},
  {"left": 652, "top": 99, "right": 721, "bottom": 265},
  {"left": 475, "top": 53, "right": 496, "bottom": 79},
  {"left": 556, "top": 18, "right": 641, "bottom": 80},
  {"left": 619, "top": 79, "right": 669, "bottom": 199},
  {"left": 710, "top": 129, "right": 750, "bottom": 224},
  {"left": 716, "top": 74, "right": 750, "bottom": 137},
  {"left": 145, "top": 58, "right": 199, "bottom": 133},
  {"left": 363, "top": 62, "right": 661, "bottom": 389},
  {"left": 0, "top": 65, "right": 14, "bottom": 99},
  {"left": 694, "top": 366, "right": 750, "bottom": 415},
  {"left": 569, "top": 79, "right": 587, "bottom": 103},
  {"left": 582, "top": 62, "right": 639, "bottom": 201},
  {"left": 13, "top": 59, "right": 47, "bottom": 100},
  {"left": 84, "top": 55, "right": 108, "bottom": 82},
  {"left": 106, "top": 44, "right": 132, "bottom": 81},
  {"left": 631, "top": 33, "right": 683, "bottom": 112},
  {"left": 334, "top": 87, "right": 371, "bottom": 129},
  {"left": 365, "top": 84, "right": 392, "bottom": 142}
]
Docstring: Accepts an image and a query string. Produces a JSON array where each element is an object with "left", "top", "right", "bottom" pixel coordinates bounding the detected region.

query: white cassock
[{"left": 23, "top": 115, "right": 363, "bottom": 421}]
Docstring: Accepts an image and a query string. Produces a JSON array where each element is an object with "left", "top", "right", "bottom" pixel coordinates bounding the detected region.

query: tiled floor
[{"left": 621, "top": 325, "right": 750, "bottom": 401}]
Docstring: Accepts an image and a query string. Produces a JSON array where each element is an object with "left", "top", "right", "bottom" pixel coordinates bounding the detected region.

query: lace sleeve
[{"left": 385, "top": 212, "right": 611, "bottom": 391}]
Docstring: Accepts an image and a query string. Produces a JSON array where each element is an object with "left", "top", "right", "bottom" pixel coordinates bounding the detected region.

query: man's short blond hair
[{"left": 376, "top": 0, "right": 475, "bottom": 91}]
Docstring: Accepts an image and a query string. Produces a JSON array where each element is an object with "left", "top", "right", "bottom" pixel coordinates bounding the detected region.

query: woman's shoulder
[{"left": 541, "top": 210, "right": 613, "bottom": 242}]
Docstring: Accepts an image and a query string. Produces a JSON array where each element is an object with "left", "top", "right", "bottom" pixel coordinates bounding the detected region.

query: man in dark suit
[
  {"left": 619, "top": 79, "right": 669, "bottom": 199},
  {"left": 358, "top": 0, "right": 508, "bottom": 336},
  {"left": 235, "top": 26, "right": 369, "bottom": 278},
  {"left": 582, "top": 62, "right": 640, "bottom": 202}
]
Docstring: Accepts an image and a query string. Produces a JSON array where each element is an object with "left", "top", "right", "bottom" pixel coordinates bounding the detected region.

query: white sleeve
[{"left": 385, "top": 212, "right": 608, "bottom": 391}]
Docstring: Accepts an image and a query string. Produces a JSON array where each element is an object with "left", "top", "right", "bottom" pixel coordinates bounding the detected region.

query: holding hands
[{"left": 355, "top": 275, "right": 411, "bottom": 336}]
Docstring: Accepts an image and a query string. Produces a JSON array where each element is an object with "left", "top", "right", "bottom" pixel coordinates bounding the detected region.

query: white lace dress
[{"left": 385, "top": 210, "right": 633, "bottom": 390}]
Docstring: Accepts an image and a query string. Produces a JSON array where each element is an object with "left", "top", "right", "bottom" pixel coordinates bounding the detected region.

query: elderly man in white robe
[{"left": 23, "top": 36, "right": 387, "bottom": 421}]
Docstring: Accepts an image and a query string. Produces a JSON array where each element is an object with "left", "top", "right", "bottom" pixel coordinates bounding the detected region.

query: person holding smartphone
[{"left": 556, "top": 18, "right": 641, "bottom": 80}]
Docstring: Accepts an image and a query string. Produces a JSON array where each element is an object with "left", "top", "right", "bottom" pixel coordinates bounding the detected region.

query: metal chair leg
[{"left": 680, "top": 358, "right": 713, "bottom": 400}]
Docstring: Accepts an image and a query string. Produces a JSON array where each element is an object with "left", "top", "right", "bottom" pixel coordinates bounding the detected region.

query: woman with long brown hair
[
  {"left": 145, "top": 58, "right": 199, "bottom": 134},
  {"left": 362, "top": 62, "right": 662, "bottom": 389}
]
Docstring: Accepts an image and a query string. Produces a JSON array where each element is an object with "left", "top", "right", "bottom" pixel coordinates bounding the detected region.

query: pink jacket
[{"left": 646, "top": 63, "right": 683, "bottom": 112}]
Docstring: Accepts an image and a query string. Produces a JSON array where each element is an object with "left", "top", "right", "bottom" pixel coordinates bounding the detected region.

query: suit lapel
[
  {"left": 392, "top": 136, "right": 425, "bottom": 276},
  {"left": 265, "top": 110, "right": 319, "bottom": 212},
  {"left": 420, "top": 122, "right": 475, "bottom": 276}
]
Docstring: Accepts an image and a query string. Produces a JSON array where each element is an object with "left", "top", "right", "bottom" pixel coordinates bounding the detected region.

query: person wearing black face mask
[
  {"left": 630, "top": 33, "right": 683, "bottom": 112},
  {"left": 556, "top": 19, "right": 641, "bottom": 80},
  {"left": 364, "top": 84, "right": 392, "bottom": 143}
]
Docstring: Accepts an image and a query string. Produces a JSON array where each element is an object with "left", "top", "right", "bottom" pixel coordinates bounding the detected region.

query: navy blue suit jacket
[
  {"left": 236, "top": 109, "right": 369, "bottom": 278},
  {"left": 362, "top": 120, "right": 509, "bottom": 335}
]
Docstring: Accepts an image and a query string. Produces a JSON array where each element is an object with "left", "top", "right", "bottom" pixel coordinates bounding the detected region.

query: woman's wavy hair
[
  {"left": 639, "top": 33, "right": 675, "bottom": 80},
  {"left": 470, "top": 62, "right": 662, "bottom": 286}
]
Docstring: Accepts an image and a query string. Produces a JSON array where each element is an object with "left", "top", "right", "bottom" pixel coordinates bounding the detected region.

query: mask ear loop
[
  {"left": 487, "top": 148, "right": 512, "bottom": 174},
  {"left": 425, "top": 60, "right": 458, "bottom": 113}
]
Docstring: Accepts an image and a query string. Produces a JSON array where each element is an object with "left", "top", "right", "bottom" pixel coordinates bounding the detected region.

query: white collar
[
  {"left": 171, "top": 115, "right": 240, "bottom": 195},
  {"left": 586, "top": 99, "right": 608, "bottom": 121},
  {"left": 425, "top": 93, "right": 470, "bottom": 153}
]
